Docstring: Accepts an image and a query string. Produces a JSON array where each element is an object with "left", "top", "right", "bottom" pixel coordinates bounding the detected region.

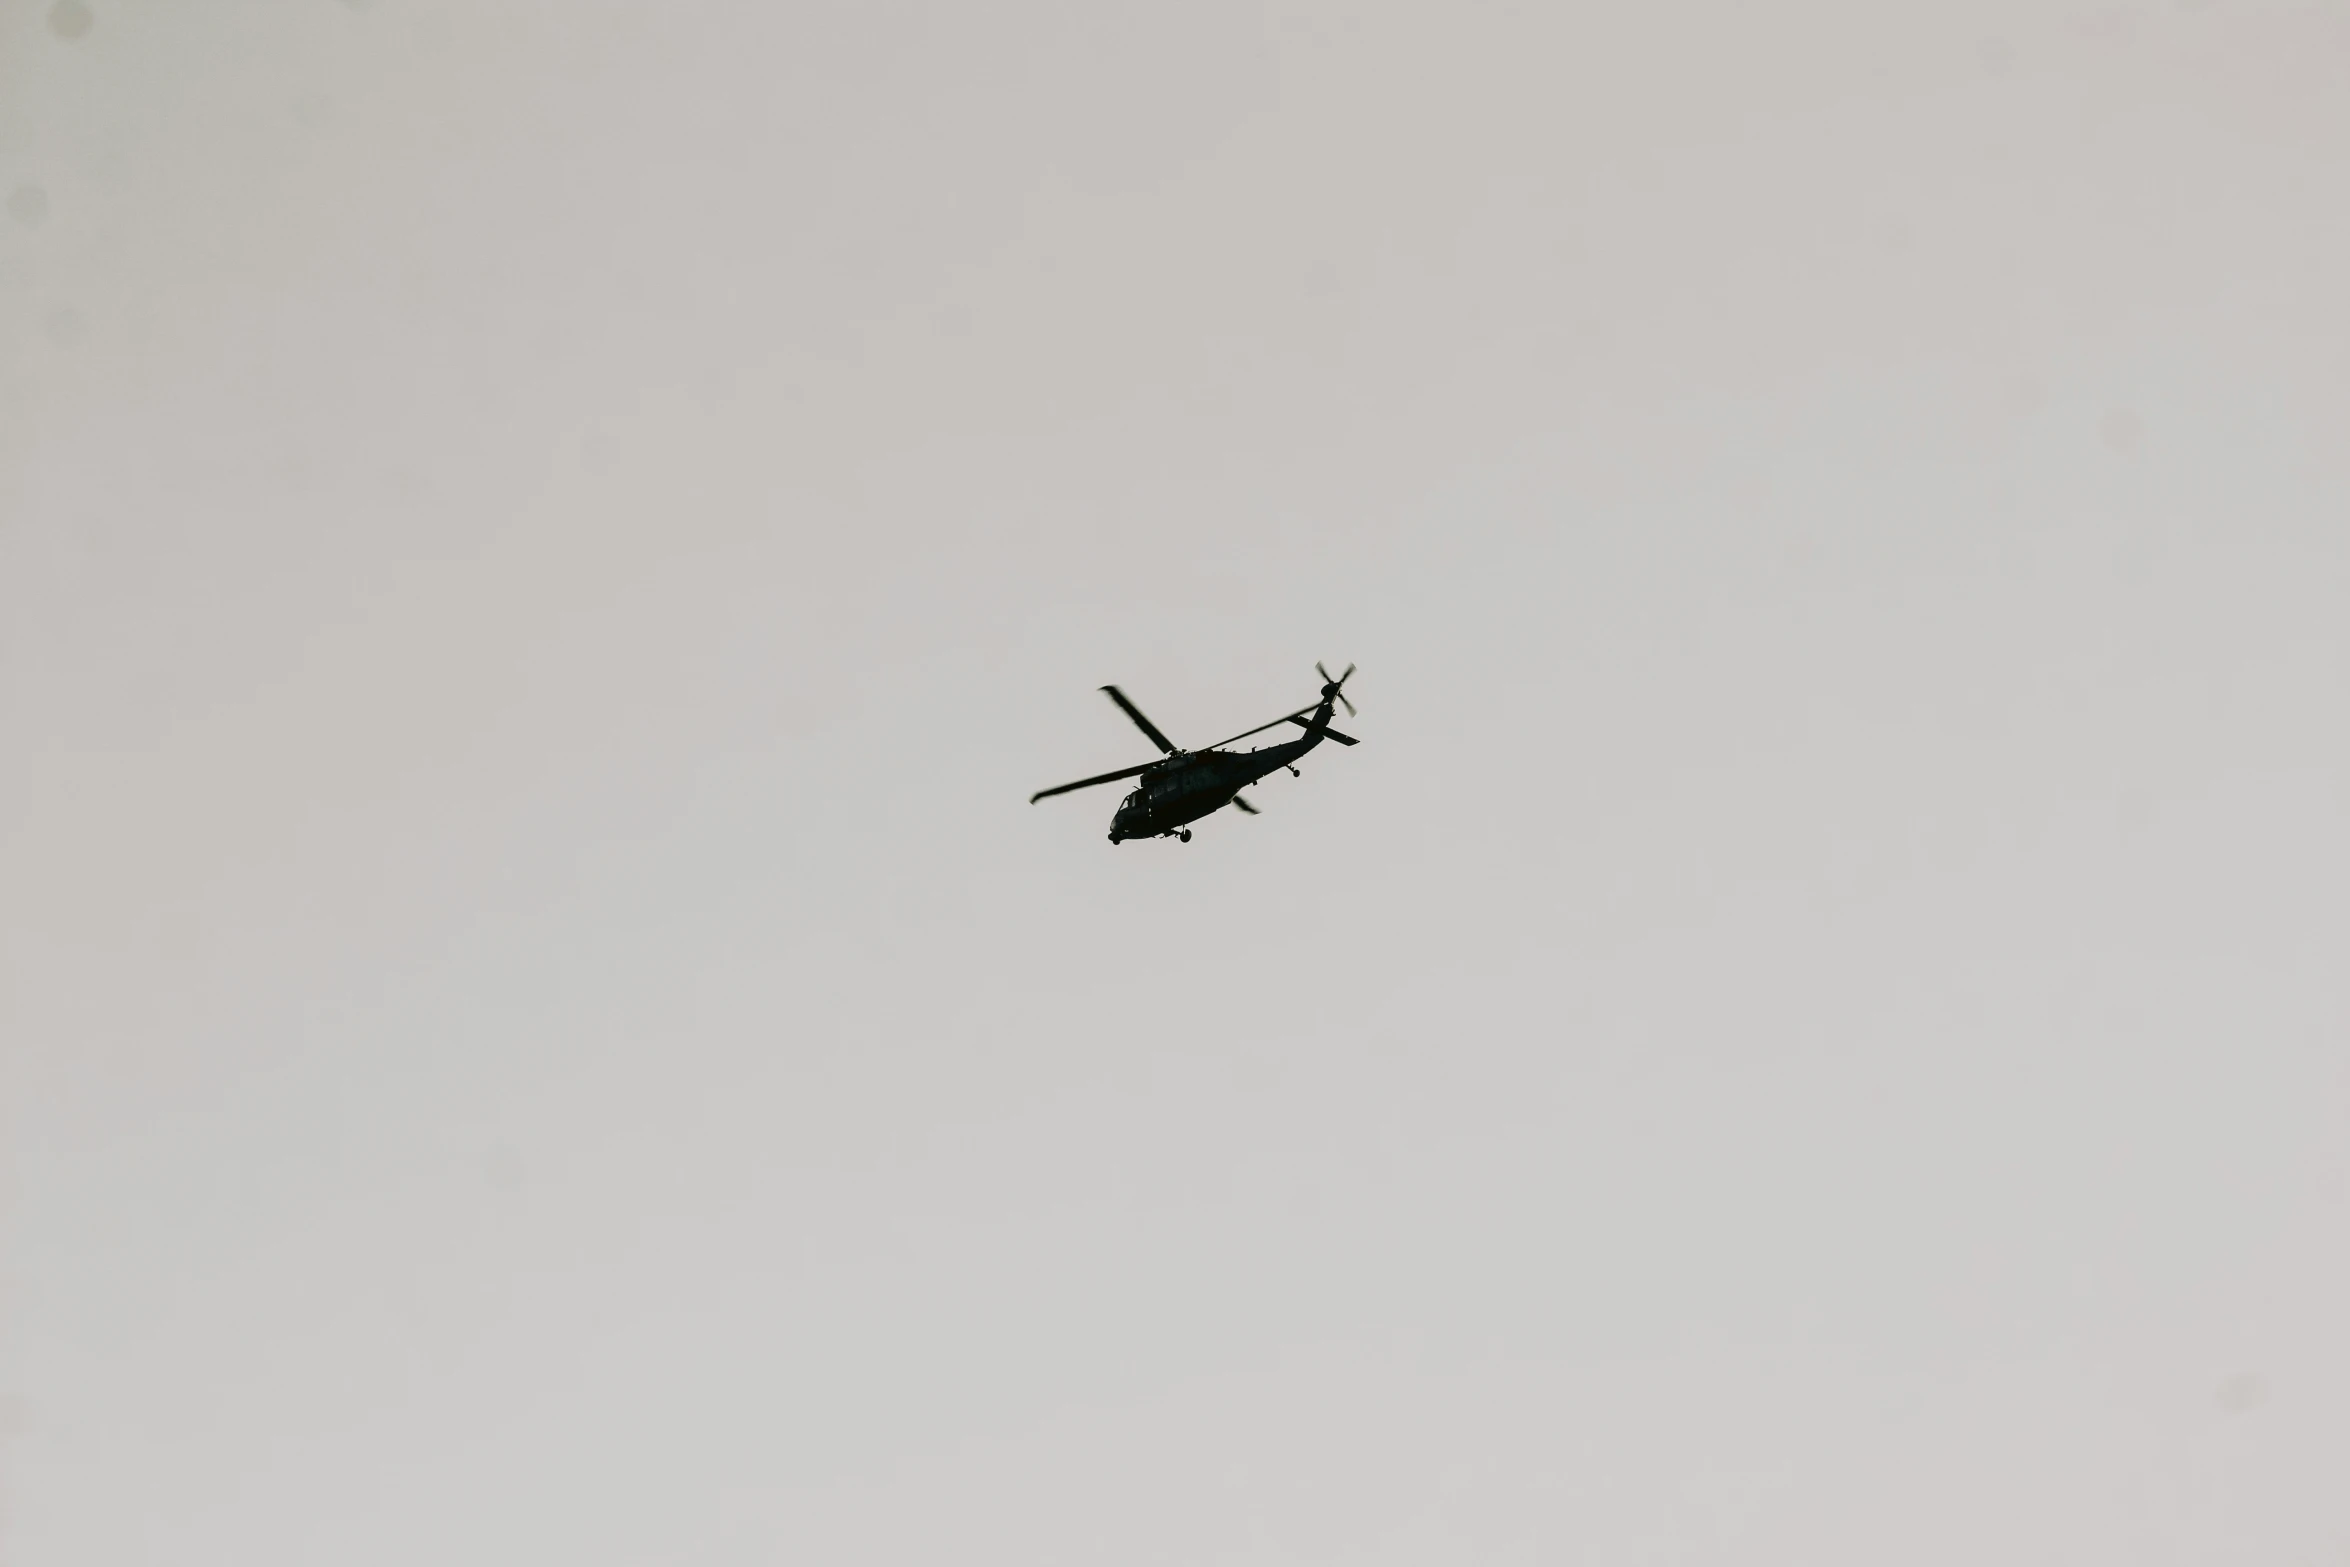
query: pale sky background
[{"left": 5, "top": 1, "right": 2348, "bottom": 1562}]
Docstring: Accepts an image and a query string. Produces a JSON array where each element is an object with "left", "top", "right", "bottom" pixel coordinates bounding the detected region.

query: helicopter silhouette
[{"left": 1030, "top": 664, "right": 1358, "bottom": 844}]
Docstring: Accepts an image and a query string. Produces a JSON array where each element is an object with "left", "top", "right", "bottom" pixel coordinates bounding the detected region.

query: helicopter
[{"left": 1030, "top": 663, "right": 1359, "bottom": 844}]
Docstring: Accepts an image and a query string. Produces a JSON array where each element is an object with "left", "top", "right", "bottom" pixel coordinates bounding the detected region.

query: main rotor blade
[
  {"left": 1198, "top": 704, "right": 1322, "bottom": 752},
  {"left": 1029, "top": 760, "right": 1155, "bottom": 804},
  {"left": 1101, "top": 686, "right": 1178, "bottom": 754}
]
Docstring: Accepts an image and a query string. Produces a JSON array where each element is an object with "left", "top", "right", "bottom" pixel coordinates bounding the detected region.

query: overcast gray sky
[{"left": 5, "top": 1, "right": 2348, "bottom": 1562}]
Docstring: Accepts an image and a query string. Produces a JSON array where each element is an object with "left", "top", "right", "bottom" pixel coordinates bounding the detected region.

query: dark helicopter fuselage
[
  {"left": 1029, "top": 665, "right": 1359, "bottom": 844},
  {"left": 1109, "top": 730, "right": 1324, "bottom": 843}
]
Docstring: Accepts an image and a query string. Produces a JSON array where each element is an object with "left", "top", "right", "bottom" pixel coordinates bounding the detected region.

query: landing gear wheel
[{"left": 1178, "top": 829, "right": 1192, "bottom": 843}]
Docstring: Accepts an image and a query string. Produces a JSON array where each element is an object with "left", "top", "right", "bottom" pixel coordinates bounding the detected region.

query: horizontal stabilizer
[{"left": 1285, "top": 716, "right": 1358, "bottom": 746}]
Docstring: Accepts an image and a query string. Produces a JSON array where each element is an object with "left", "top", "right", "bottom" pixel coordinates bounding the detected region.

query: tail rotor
[{"left": 1315, "top": 661, "right": 1357, "bottom": 717}]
